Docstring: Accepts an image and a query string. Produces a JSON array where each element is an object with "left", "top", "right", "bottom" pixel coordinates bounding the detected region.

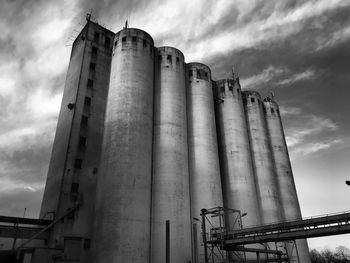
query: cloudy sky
[{"left": 1, "top": 0, "right": 349, "bottom": 250}]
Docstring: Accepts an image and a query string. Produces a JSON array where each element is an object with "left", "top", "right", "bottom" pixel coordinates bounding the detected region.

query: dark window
[
  {"left": 220, "top": 86, "right": 225, "bottom": 94},
  {"left": 228, "top": 85, "right": 233, "bottom": 91},
  {"left": 158, "top": 55, "right": 162, "bottom": 60},
  {"left": 83, "top": 239, "right": 91, "bottom": 250},
  {"left": 263, "top": 107, "right": 267, "bottom": 113},
  {"left": 74, "top": 159, "right": 82, "bottom": 169},
  {"left": 189, "top": 70, "right": 193, "bottom": 77},
  {"left": 71, "top": 182, "right": 79, "bottom": 193},
  {"left": 251, "top": 97, "right": 255, "bottom": 103},
  {"left": 94, "top": 32, "right": 100, "bottom": 43},
  {"left": 277, "top": 109, "right": 280, "bottom": 114},
  {"left": 197, "top": 70, "right": 201, "bottom": 78},
  {"left": 271, "top": 108, "right": 275, "bottom": 114},
  {"left": 92, "top": 46, "right": 98, "bottom": 55},
  {"left": 204, "top": 72, "right": 208, "bottom": 78},
  {"left": 84, "top": 96, "right": 91, "bottom": 106},
  {"left": 143, "top": 39, "right": 147, "bottom": 47},
  {"left": 89, "top": 62, "right": 96, "bottom": 71},
  {"left": 167, "top": 55, "right": 172, "bottom": 64},
  {"left": 176, "top": 57, "right": 180, "bottom": 64},
  {"left": 114, "top": 40, "right": 118, "bottom": 48},
  {"left": 132, "top": 36, "right": 137, "bottom": 42},
  {"left": 79, "top": 136, "right": 87, "bottom": 148},
  {"left": 243, "top": 98, "right": 247, "bottom": 104},
  {"left": 105, "top": 37, "right": 111, "bottom": 48},
  {"left": 81, "top": 115, "right": 88, "bottom": 126},
  {"left": 122, "top": 37, "right": 126, "bottom": 42},
  {"left": 87, "top": 79, "right": 93, "bottom": 88},
  {"left": 67, "top": 208, "right": 75, "bottom": 219}
]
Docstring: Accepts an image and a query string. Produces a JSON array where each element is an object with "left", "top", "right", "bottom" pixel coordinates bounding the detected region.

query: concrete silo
[
  {"left": 186, "top": 63, "right": 223, "bottom": 262},
  {"left": 243, "top": 91, "right": 283, "bottom": 225},
  {"left": 263, "top": 98, "right": 311, "bottom": 263},
  {"left": 151, "top": 47, "right": 192, "bottom": 263},
  {"left": 215, "top": 79, "right": 260, "bottom": 228},
  {"left": 243, "top": 91, "right": 284, "bottom": 255},
  {"left": 92, "top": 28, "right": 155, "bottom": 263},
  {"left": 215, "top": 79, "right": 263, "bottom": 260}
]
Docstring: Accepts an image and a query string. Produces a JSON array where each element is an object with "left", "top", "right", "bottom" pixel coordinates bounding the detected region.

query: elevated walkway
[{"left": 210, "top": 211, "right": 350, "bottom": 247}]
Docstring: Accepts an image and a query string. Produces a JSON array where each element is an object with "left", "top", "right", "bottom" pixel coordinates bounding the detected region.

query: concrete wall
[
  {"left": 93, "top": 28, "right": 154, "bottom": 263},
  {"left": 186, "top": 63, "right": 223, "bottom": 263},
  {"left": 151, "top": 46, "right": 192, "bottom": 263},
  {"left": 39, "top": 21, "right": 114, "bottom": 263},
  {"left": 264, "top": 99, "right": 311, "bottom": 263}
]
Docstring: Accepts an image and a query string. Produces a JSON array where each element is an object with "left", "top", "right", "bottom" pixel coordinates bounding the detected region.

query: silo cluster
[
  {"left": 92, "top": 26, "right": 310, "bottom": 263},
  {"left": 41, "top": 22, "right": 310, "bottom": 263}
]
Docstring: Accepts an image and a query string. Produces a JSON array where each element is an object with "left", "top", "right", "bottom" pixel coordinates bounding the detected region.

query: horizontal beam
[
  {"left": 0, "top": 225, "right": 49, "bottom": 240},
  {"left": 220, "top": 224, "right": 350, "bottom": 245},
  {"left": 225, "top": 245, "right": 286, "bottom": 255},
  {"left": 0, "top": 215, "right": 51, "bottom": 226}
]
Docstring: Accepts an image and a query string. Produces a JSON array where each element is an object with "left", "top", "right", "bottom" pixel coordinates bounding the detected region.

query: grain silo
[
  {"left": 151, "top": 46, "right": 192, "bottom": 263},
  {"left": 263, "top": 98, "right": 311, "bottom": 263},
  {"left": 186, "top": 63, "right": 223, "bottom": 263},
  {"left": 215, "top": 79, "right": 261, "bottom": 229},
  {"left": 92, "top": 28, "right": 155, "bottom": 263},
  {"left": 243, "top": 91, "right": 283, "bottom": 224}
]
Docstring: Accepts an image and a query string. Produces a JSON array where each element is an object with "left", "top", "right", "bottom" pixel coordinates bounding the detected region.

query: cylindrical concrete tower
[
  {"left": 243, "top": 91, "right": 283, "bottom": 225},
  {"left": 215, "top": 79, "right": 260, "bottom": 228},
  {"left": 93, "top": 28, "right": 154, "bottom": 263},
  {"left": 151, "top": 47, "right": 192, "bottom": 263},
  {"left": 263, "top": 98, "right": 311, "bottom": 263},
  {"left": 215, "top": 79, "right": 263, "bottom": 260},
  {"left": 186, "top": 63, "right": 223, "bottom": 263},
  {"left": 243, "top": 91, "right": 284, "bottom": 255}
]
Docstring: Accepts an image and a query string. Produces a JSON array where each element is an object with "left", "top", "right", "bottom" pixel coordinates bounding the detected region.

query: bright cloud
[
  {"left": 240, "top": 66, "right": 286, "bottom": 90},
  {"left": 286, "top": 115, "right": 338, "bottom": 147},
  {"left": 278, "top": 69, "right": 316, "bottom": 85}
]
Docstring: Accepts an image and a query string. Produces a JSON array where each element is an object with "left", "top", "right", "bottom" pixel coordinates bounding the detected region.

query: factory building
[{"left": 38, "top": 19, "right": 310, "bottom": 263}]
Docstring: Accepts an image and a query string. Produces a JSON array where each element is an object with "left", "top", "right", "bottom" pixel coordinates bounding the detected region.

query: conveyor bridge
[
  {"left": 200, "top": 207, "right": 350, "bottom": 262},
  {"left": 213, "top": 210, "right": 350, "bottom": 248}
]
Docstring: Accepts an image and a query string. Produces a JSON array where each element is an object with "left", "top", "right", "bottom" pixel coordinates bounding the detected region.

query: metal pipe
[
  {"left": 166, "top": 220, "right": 170, "bottom": 263},
  {"left": 201, "top": 209, "right": 208, "bottom": 263}
]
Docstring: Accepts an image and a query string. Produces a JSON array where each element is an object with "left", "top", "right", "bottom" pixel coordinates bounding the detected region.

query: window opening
[
  {"left": 71, "top": 182, "right": 79, "bottom": 193},
  {"left": 89, "top": 62, "right": 96, "bottom": 71},
  {"left": 105, "top": 37, "right": 111, "bottom": 48},
  {"left": 79, "top": 136, "right": 87, "bottom": 148},
  {"left": 74, "top": 159, "right": 82, "bottom": 169},
  {"left": 87, "top": 79, "right": 93, "bottom": 88},
  {"left": 81, "top": 115, "right": 88, "bottom": 126},
  {"left": 94, "top": 32, "right": 100, "bottom": 43},
  {"left": 84, "top": 96, "right": 91, "bottom": 106}
]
